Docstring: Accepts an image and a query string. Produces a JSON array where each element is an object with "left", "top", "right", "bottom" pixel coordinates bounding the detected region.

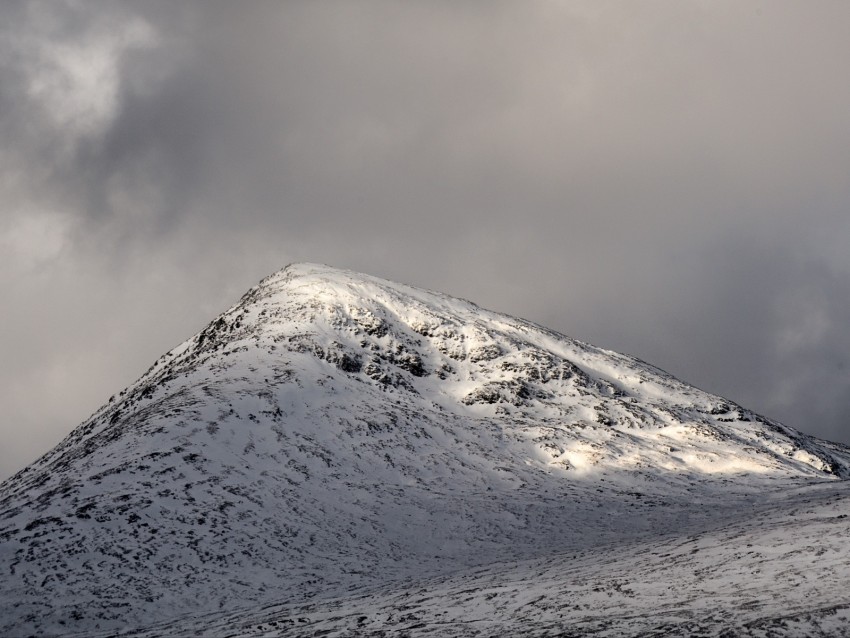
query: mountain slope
[
  {"left": 2, "top": 263, "right": 849, "bottom": 636},
  {"left": 111, "top": 480, "right": 850, "bottom": 638}
]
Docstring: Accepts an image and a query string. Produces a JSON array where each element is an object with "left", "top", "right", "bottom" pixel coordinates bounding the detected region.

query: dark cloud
[{"left": 2, "top": 1, "right": 850, "bottom": 478}]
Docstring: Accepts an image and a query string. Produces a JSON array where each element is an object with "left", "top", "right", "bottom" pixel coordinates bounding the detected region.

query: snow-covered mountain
[{"left": 2, "top": 263, "right": 850, "bottom": 636}]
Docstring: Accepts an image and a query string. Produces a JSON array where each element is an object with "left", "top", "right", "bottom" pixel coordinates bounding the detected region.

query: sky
[{"left": 2, "top": 0, "right": 850, "bottom": 480}]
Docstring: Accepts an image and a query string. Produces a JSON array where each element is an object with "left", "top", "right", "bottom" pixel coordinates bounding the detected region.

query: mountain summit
[{"left": 2, "top": 263, "right": 850, "bottom": 636}]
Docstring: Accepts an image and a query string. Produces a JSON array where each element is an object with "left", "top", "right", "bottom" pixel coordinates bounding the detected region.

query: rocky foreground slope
[{"left": 2, "top": 263, "right": 850, "bottom": 636}]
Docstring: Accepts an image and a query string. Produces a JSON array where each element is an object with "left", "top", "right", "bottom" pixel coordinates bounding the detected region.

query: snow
[{"left": 1, "top": 262, "right": 849, "bottom": 636}]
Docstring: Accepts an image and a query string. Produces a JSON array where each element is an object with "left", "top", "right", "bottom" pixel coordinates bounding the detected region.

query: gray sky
[{"left": 2, "top": 0, "right": 850, "bottom": 480}]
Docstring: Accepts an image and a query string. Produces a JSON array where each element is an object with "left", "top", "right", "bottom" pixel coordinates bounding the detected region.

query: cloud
[
  {"left": 0, "top": 209, "right": 70, "bottom": 270},
  {"left": 23, "top": 15, "right": 156, "bottom": 137},
  {"left": 2, "top": 1, "right": 850, "bottom": 478}
]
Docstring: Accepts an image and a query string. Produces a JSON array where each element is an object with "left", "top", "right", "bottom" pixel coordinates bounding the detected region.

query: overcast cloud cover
[{"left": 2, "top": 0, "right": 850, "bottom": 480}]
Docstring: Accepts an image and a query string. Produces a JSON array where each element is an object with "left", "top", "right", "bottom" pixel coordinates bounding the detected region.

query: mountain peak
[
  {"left": 262, "top": 261, "right": 348, "bottom": 285},
  {"left": 260, "top": 261, "right": 406, "bottom": 291},
  {"left": 248, "top": 262, "right": 445, "bottom": 316}
]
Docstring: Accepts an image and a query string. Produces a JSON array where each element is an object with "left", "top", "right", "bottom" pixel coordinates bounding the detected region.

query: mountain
[{"left": 2, "top": 263, "right": 850, "bottom": 637}]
